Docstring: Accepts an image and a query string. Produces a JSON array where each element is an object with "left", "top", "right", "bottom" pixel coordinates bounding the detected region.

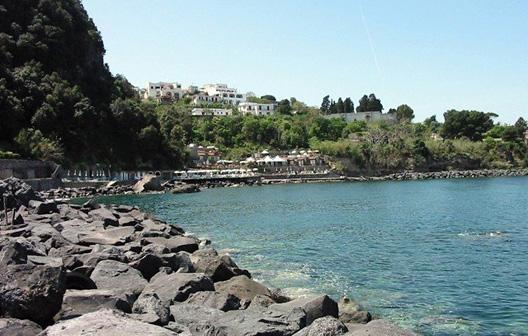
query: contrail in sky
[{"left": 359, "top": 1, "right": 382, "bottom": 79}]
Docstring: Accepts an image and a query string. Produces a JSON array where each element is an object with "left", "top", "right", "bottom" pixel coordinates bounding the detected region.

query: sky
[{"left": 82, "top": 0, "right": 528, "bottom": 123}]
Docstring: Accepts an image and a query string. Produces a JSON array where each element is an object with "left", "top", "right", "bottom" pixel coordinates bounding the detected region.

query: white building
[
  {"left": 191, "top": 108, "right": 233, "bottom": 117},
  {"left": 202, "top": 83, "right": 249, "bottom": 105},
  {"left": 192, "top": 93, "right": 223, "bottom": 105},
  {"left": 144, "top": 82, "right": 185, "bottom": 102},
  {"left": 238, "top": 102, "right": 277, "bottom": 116},
  {"left": 324, "top": 111, "right": 397, "bottom": 123}
]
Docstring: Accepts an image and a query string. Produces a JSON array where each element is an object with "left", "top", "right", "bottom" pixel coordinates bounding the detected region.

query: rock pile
[
  {"left": 0, "top": 179, "right": 415, "bottom": 335},
  {"left": 349, "top": 168, "right": 528, "bottom": 182}
]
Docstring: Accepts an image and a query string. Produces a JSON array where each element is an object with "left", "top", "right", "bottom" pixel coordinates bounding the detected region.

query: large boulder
[
  {"left": 191, "top": 249, "right": 250, "bottom": 282},
  {"left": 0, "top": 318, "right": 42, "bottom": 336},
  {"left": 87, "top": 207, "right": 118, "bottom": 227},
  {"left": 294, "top": 316, "right": 348, "bottom": 336},
  {"left": 216, "top": 309, "right": 305, "bottom": 336},
  {"left": 143, "top": 236, "right": 199, "bottom": 254},
  {"left": 39, "top": 309, "right": 178, "bottom": 336},
  {"left": 168, "top": 303, "right": 224, "bottom": 334},
  {"left": 132, "top": 292, "right": 171, "bottom": 326},
  {"left": 129, "top": 253, "right": 163, "bottom": 280},
  {"left": 185, "top": 291, "right": 241, "bottom": 312},
  {"left": 55, "top": 289, "right": 131, "bottom": 320},
  {"left": 133, "top": 175, "right": 163, "bottom": 193},
  {"left": 139, "top": 272, "right": 214, "bottom": 305},
  {"left": 215, "top": 275, "right": 271, "bottom": 306},
  {"left": 0, "top": 264, "right": 66, "bottom": 326},
  {"left": 28, "top": 200, "right": 58, "bottom": 215},
  {"left": 90, "top": 260, "right": 147, "bottom": 300},
  {"left": 345, "top": 319, "right": 417, "bottom": 336},
  {"left": 270, "top": 295, "right": 338, "bottom": 326},
  {"left": 77, "top": 226, "right": 135, "bottom": 246}
]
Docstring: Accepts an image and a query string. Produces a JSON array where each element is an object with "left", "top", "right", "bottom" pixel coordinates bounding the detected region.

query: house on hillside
[
  {"left": 238, "top": 102, "right": 277, "bottom": 116},
  {"left": 144, "top": 82, "right": 185, "bottom": 102},
  {"left": 202, "top": 84, "right": 251, "bottom": 105}
]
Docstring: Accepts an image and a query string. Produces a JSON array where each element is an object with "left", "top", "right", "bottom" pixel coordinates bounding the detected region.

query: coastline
[
  {"left": 38, "top": 168, "right": 528, "bottom": 200},
  {"left": 0, "top": 177, "right": 415, "bottom": 335}
]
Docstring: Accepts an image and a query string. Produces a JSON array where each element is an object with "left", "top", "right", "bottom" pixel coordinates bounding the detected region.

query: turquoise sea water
[{"left": 99, "top": 177, "right": 528, "bottom": 335}]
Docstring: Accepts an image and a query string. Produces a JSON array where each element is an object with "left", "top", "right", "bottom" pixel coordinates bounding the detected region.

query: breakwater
[{"left": 0, "top": 177, "right": 414, "bottom": 335}]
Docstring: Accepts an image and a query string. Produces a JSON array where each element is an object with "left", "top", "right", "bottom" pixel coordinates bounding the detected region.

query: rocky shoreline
[
  {"left": 0, "top": 177, "right": 415, "bottom": 336},
  {"left": 36, "top": 168, "right": 528, "bottom": 201}
]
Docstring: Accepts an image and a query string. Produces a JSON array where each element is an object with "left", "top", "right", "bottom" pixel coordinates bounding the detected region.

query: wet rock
[
  {"left": 139, "top": 272, "right": 214, "bottom": 305},
  {"left": 191, "top": 249, "right": 250, "bottom": 282},
  {"left": 0, "top": 263, "right": 66, "bottom": 326},
  {"left": 55, "top": 289, "right": 131, "bottom": 320},
  {"left": 215, "top": 275, "right": 271, "bottom": 306},
  {"left": 39, "top": 309, "right": 178, "bottom": 335},
  {"left": 185, "top": 291, "right": 241, "bottom": 312},
  {"left": 338, "top": 296, "right": 372, "bottom": 324},
  {"left": 345, "top": 319, "right": 417, "bottom": 336},
  {"left": 294, "top": 316, "right": 348, "bottom": 336},
  {"left": 90, "top": 260, "right": 147, "bottom": 299},
  {"left": 0, "top": 318, "right": 42, "bottom": 336},
  {"left": 270, "top": 295, "right": 339, "bottom": 326}
]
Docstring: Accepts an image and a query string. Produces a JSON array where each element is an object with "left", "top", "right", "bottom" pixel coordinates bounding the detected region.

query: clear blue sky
[{"left": 83, "top": 0, "right": 527, "bottom": 123}]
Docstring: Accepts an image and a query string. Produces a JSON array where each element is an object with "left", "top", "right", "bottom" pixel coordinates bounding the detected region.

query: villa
[
  {"left": 238, "top": 102, "right": 277, "bottom": 116},
  {"left": 202, "top": 83, "right": 251, "bottom": 105},
  {"left": 144, "top": 82, "right": 185, "bottom": 102}
]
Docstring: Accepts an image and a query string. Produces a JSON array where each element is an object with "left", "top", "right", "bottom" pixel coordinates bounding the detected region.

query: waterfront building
[
  {"left": 191, "top": 108, "right": 233, "bottom": 117},
  {"left": 324, "top": 111, "right": 397, "bottom": 123},
  {"left": 238, "top": 102, "right": 277, "bottom": 116},
  {"left": 187, "top": 144, "right": 222, "bottom": 167},
  {"left": 144, "top": 82, "right": 185, "bottom": 102}
]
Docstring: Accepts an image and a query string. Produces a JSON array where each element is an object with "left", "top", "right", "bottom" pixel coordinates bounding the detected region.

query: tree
[
  {"left": 344, "top": 97, "right": 353, "bottom": 113},
  {"left": 277, "top": 99, "right": 292, "bottom": 115},
  {"left": 260, "top": 95, "right": 276, "bottom": 102},
  {"left": 367, "top": 94, "right": 383, "bottom": 111},
  {"left": 441, "top": 110, "right": 495, "bottom": 141},
  {"left": 328, "top": 100, "right": 337, "bottom": 114},
  {"left": 336, "top": 98, "right": 345, "bottom": 114},
  {"left": 320, "top": 95, "right": 330, "bottom": 114},
  {"left": 395, "top": 104, "right": 415, "bottom": 123},
  {"left": 514, "top": 117, "right": 527, "bottom": 133},
  {"left": 356, "top": 95, "right": 369, "bottom": 112}
]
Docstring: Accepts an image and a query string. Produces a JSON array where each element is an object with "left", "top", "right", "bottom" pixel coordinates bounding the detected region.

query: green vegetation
[{"left": 1, "top": 0, "right": 526, "bottom": 174}]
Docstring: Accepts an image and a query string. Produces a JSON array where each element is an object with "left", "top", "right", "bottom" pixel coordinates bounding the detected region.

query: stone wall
[{"left": 0, "top": 159, "right": 58, "bottom": 179}]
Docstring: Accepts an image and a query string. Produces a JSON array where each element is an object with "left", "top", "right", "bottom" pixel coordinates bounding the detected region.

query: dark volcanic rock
[
  {"left": 132, "top": 292, "right": 171, "bottom": 326},
  {"left": 0, "top": 318, "right": 42, "bottom": 336},
  {"left": 28, "top": 200, "right": 59, "bottom": 215},
  {"left": 139, "top": 272, "right": 214, "bottom": 304},
  {"left": 215, "top": 275, "right": 272, "bottom": 306},
  {"left": 39, "top": 309, "right": 178, "bottom": 335},
  {"left": 143, "top": 236, "right": 199, "bottom": 253},
  {"left": 270, "top": 295, "right": 339, "bottom": 326},
  {"left": 345, "top": 319, "right": 417, "bottom": 336},
  {"left": 55, "top": 289, "right": 131, "bottom": 321},
  {"left": 191, "top": 249, "right": 250, "bottom": 282},
  {"left": 129, "top": 253, "right": 163, "bottom": 280},
  {"left": 0, "top": 263, "right": 66, "bottom": 326},
  {"left": 90, "top": 260, "right": 147, "bottom": 299},
  {"left": 186, "top": 291, "right": 241, "bottom": 312},
  {"left": 294, "top": 316, "right": 348, "bottom": 336}
]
